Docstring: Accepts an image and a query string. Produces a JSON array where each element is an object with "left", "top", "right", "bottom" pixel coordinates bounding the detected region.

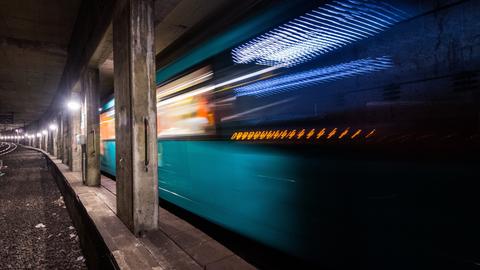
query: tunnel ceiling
[
  {"left": 0, "top": 0, "right": 82, "bottom": 132},
  {"left": 98, "top": 0, "right": 238, "bottom": 101},
  {"left": 0, "top": 0, "right": 251, "bottom": 131}
]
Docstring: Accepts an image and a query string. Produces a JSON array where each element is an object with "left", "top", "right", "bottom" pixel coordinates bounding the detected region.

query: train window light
[
  {"left": 230, "top": 127, "right": 373, "bottom": 141},
  {"left": 231, "top": 0, "right": 408, "bottom": 67},
  {"left": 234, "top": 56, "right": 392, "bottom": 97}
]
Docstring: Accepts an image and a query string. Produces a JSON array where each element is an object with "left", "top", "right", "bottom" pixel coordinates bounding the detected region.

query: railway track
[{"left": 0, "top": 142, "right": 18, "bottom": 156}]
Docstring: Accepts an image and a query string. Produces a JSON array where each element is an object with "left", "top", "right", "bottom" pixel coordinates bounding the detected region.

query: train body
[{"left": 100, "top": 0, "right": 480, "bottom": 266}]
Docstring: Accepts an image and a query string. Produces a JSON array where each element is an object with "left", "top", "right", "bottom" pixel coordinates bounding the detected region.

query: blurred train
[{"left": 100, "top": 0, "right": 480, "bottom": 268}]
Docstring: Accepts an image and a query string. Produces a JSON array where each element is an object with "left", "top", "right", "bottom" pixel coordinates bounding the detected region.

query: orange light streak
[{"left": 327, "top": 128, "right": 337, "bottom": 139}]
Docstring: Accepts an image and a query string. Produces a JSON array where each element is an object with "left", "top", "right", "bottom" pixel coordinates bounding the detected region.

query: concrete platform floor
[{"left": 0, "top": 146, "right": 86, "bottom": 269}]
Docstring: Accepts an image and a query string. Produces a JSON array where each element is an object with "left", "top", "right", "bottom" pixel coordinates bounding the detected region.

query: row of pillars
[{"left": 26, "top": 0, "right": 158, "bottom": 235}]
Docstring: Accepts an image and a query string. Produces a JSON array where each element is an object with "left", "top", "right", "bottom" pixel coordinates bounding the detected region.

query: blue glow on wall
[
  {"left": 231, "top": 0, "right": 408, "bottom": 67},
  {"left": 234, "top": 56, "right": 393, "bottom": 97}
]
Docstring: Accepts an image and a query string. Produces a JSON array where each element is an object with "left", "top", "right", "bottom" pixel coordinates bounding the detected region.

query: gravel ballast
[{"left": 0, "top": 146, "right": 87, "bottom": 269}]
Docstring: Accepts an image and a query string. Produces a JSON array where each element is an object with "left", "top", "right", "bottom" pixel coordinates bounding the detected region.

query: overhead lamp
[
  {"left": 49, "top": 124, "right": 58, "bottom": 130},
  {"left": 67, "top": 100, "right": 81, "bottom": 111},
  {"left": 37, "top": 133, "right": 42, "bottom": 138},
  {"left": 42, "top": 130, "right": 48, "bottom": 135}
]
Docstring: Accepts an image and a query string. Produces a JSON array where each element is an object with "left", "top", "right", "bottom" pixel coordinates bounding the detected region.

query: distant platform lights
[
  {"left": 234, "top": 56, "right": 393, "bottom": 97},
  {"left": 49, "top": 124, "right": 58, "bottom": 131},
  {"left": 231, "top": 0, "right": 408, "bottom": 68}
]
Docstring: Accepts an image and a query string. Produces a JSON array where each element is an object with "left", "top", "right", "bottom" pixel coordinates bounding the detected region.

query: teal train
[{"left": 100, "top": 0, "right": 480, "bottom": 267}]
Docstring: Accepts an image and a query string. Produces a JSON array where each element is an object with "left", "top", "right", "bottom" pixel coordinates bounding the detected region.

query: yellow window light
[
  {"left": 338, "top": 128, "right": 349, "bottom": 139},
  {"left": 327, "top": 128, "right": 337, "bottom": 139},
  {"left": 231, "top": 127, "right": 376, "bottom": 142},
  {"left": 297, "top": 129, "right": 305, "bottom": 139},
  {"left": 317, "top": 128, "right": 326, "bottom": 139},
  {"left": 351, "top": 129, "right": 362, "bottom": 139},
  {"left": 288, "top": 130, "right": 297, "bottom": 139},
  {"left": 307, "top": 129, "right": 315, "bottom": 139},
  {"left": 366, "top": 129, "right": 376, "bottom": 138}
]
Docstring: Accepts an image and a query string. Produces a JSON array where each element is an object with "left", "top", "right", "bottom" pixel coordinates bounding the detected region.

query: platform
[{"left": 24, "top": 145, "right": 254, "bottom": 270}]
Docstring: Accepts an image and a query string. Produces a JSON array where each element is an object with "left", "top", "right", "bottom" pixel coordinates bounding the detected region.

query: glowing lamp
[{"left": 67, "top": 100, "right": 81, "bottom": 111}]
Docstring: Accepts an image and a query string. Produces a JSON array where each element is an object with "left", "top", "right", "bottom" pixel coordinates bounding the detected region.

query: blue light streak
[
  {"left": 234, "top": 56, "right": 393, "bottom": 97},
  {"left": 231, "top": 0, "right": 408, "bottom": 67}
]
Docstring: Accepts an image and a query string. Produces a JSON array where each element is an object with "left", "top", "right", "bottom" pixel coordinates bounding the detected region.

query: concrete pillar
[
  {"left": 52, "top": 123, "right": 58, "bottom": 157},
  {"left": 57, "top": 114, "right": 64, "bottom": 160},
  {"left": 43, "top": 132, "right": 48, "bottom": 152},
  {"left": 70, "top": 91, "right": 82, "bottom": 172},
  {"left": 113, "top": 0, "right": 158, "bottom": 234},
  {"left": 47, "top": 127, "right": 54, "bottom": 154},
  {"left": 34, "top": 135, "right": 38, "bottom": 148},
  {"left": 62, "top": 113, "right": 70, "bottom": 165},
  {"left": 83, "top": 68, "right": 101, "bottom": 186}
]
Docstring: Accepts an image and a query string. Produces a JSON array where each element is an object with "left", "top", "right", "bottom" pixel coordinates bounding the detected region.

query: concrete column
[
  {"left": 43, "top": 132, "right": 48, "bottom": 152},
  {"left": 57, "top": 114, "right": 64, "bottom": 160},
  {"left": 36, "top": 130, "right": 41, "bottom": 148},
  {"left": 62, "top": 113, "right": 70, "bottom": 165},
  {"left": 113, "top": 0, "right": 158, "bottom": 234},
  {"left": 70, "top": 92, "right": 82, "bottom": 172},
  {"left": 47, "top": 127, "right": 54, "bottom": 154},
  {"left": 83, "top": 68, "right": 101, "bottom": 186},
  {"left": 52, "top": 123, "right": 58, "bottom": 157}
]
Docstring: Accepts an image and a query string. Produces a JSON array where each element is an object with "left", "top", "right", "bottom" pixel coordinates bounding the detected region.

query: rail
[{"left": 0, "top": 142, "right": 17, "bottom": 156}]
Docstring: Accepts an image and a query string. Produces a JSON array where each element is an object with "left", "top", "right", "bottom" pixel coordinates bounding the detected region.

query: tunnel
[{"left": 1, "top": 0, "right": 480, "bottom": 269}]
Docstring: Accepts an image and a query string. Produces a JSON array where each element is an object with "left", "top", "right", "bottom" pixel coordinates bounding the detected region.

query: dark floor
[{"left": 0, "top": 146, "right": 86, "bottom": 269}]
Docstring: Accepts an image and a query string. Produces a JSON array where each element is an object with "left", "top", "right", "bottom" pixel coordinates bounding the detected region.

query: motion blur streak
[
  {"left": 157, "top": 66, "right": 213, "bottom": 100},
  {"left": 232, "top": 0, "right": 408, "bottom": 67},
  {"left": 234, "top": 56, "right": 392, "bottom": 97}
]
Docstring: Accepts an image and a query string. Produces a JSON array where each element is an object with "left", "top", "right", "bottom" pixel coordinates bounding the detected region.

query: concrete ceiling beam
[{"left": 0, "top": 36, "right": 67, "bottom": 57}]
